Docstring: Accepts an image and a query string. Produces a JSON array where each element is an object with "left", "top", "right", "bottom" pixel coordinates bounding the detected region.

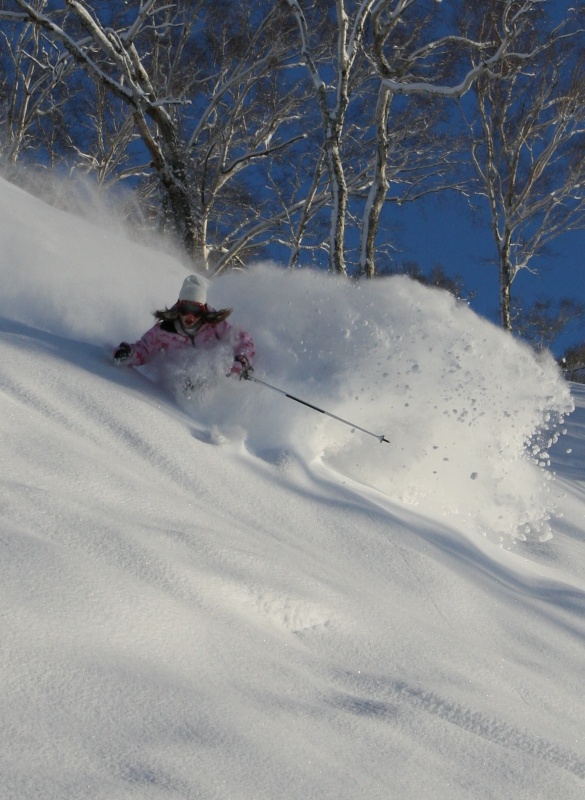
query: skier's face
[
  {"left": 180, "top": 311, "right": 199, "bottom": 328},
  {"left": 177, "top": 301, "right": 205, "bottom": 329}
]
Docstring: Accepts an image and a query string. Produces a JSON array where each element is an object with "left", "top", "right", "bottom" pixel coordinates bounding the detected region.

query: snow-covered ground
[{"left": 1, "top": 176, "right": 584, "bottom": 799}]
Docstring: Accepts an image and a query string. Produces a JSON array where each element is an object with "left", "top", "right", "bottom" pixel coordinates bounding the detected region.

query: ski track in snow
[{"left": 330, "top": 675, "right": 585, "bottom": 780}]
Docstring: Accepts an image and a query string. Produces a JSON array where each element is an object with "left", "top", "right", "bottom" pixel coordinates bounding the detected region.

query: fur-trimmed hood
[{"left": 153, "top": 303, "right": 232, "bottom": 326}]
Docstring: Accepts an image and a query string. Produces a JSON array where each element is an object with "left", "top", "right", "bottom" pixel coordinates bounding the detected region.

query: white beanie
[{"left": 179, "top": 274, "right": 207, "bottom": 305}]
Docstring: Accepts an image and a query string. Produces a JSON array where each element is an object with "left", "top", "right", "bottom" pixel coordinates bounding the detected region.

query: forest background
[{"left": 1, "top": 0, "right": 585, "bottom": 369}]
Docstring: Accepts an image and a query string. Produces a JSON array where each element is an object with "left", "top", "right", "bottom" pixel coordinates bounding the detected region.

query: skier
[{"left": 112, "top": 274, "right": 254, "bottom": 378}]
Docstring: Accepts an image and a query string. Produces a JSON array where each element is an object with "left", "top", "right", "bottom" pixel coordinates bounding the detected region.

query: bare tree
[
  {"left": 283, "top": 0, "right": 455, "bottom": 276},
  {"left": 1, "top": 0, "right": 308, "bottom": 268},
  {"left": 360, "top": 0, "right": 458, "bottom": 278},
  {"left": 2, "top": 0, "right": 575, "bottom": 287},
  {"left": 282, "top": 0, "right": 372, "bottom": 275},
  {"left": 461, "top": 3, "right": 585, "bottom": 331},
  {"left": 66, "top": 81, "right": 141, "bottom": 190},
  {"left": 0, "top": 2, "right": 75, "bottom": 170},
  {"left": 283, "top": 0, "right": 545, "bottom": 278},
  {"left": 514, "top": 296, "right": 585, "bottom": 352}
]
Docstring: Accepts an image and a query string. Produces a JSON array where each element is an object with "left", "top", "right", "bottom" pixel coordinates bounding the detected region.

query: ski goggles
[{"left": 176, "top": 300, "right": 206, "bottom": 316}]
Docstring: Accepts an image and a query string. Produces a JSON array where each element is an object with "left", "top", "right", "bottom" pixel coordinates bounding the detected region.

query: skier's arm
[
  {"left": 113, "top": 324, "right": 166, "bottom": 367},
  {"left": 230, "top": 328, "right": 255, "bottom": 378}
]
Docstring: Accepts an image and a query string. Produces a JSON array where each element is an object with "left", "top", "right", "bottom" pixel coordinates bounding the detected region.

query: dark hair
[{"left": 153, "top": 303, "right": 232, "bottom": 325}]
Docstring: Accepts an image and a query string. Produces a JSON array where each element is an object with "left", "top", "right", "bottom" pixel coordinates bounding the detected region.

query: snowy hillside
[{"left": 1, "top": 176, "right": 584, "bottom": 800}]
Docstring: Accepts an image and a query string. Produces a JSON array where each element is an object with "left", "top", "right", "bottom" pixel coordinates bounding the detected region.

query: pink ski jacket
[{"left": 118, "top": 315, "right": 255, "bottom": 374}]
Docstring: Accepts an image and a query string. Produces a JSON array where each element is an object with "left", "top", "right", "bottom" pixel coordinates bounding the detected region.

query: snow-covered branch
[
  {"left": 222, "top": 134, "right": 308, "bottom": 176},
  {"left": 120, "top": 0, "right": 160, "bottom": 45}
]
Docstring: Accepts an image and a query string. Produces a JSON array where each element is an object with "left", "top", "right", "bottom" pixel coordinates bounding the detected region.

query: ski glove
[
  {"left": 232, "top": 354, "right": 253, "bottom": 380},
  {"left": 113, "top": 342, "right": 132, "bottom": 364}
]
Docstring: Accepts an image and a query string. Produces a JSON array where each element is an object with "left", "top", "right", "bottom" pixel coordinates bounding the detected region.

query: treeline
[{"left": 1, "top": 1, "right": 585, "bottom": 360}]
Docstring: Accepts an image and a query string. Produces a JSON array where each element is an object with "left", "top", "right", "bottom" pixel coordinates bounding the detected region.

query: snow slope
[{"left": 1, "top": 176, "right": 584, "bottom": 800}]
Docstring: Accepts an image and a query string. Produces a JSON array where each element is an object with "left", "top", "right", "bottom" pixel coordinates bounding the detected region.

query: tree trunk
[
  {"left": 499, "top": 251, "right": 513, "bottom": 332},
  {"left": 134, "top": 109, "right": 205, "bottom": 264},
  {"left": 326, "top": 126, "right": 347, "bottom": 276},
  {"left": 359, "top": 84, "right": 393, "bottom": 278}
]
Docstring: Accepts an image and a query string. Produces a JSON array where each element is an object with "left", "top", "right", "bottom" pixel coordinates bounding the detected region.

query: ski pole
[{"left": 246, "top": 374, "right": 390, "bottom": 444}]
